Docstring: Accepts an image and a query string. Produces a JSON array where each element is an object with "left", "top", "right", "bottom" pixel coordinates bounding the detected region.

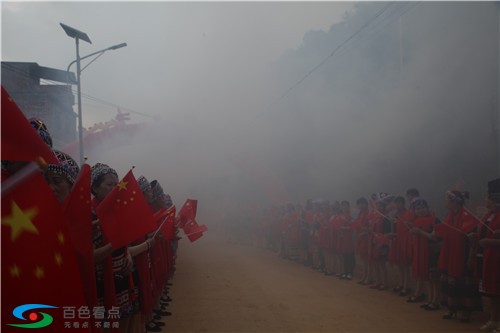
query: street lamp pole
[
  {"left": 60, "top": 23, "right": 127, "bottom": 165},
  {"left": 75, "top": 37, "right": 85, "bottom": 166}
]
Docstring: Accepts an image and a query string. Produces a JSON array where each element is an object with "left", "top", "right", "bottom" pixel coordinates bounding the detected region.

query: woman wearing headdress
[
  {"left": 148, "top": 180, "right": 173, "bottom": 322},
  {"left": 319, "top": 202, "right": 335, "bottom": 275},
  {"left": 368, "top": 193, "right": 393, "bottom": 291},
  {"left": 44, "top": 150, "right": 79, "bottom": 204},
  {"left": 30, "top": 117, "right": 53, "bottom": 148},
  {"left": 136, "top": 176, "right": 164, "bottom": 333},
  {"left": 408, "top": 198, "right": 441, "bottom": 309},
  {"left": 338, "top": 200, "right": 355, "bottom": 280},
  {"left": 436, "top": 190, "right": 481, "bottom": 322},
  {"left": 330, "top": 202, "right": 344, "bottom": 278},
  {"left": 473, "top": 178, "right": 500, "bottom": 332},
  {"left": 352, "top": 197, "right": 371, "bottom": 285},
  {"left": 45, "top": 150, "right": 101, "bottom": 319},
  {"left": 393, "top": 189, "right": 419, "bottom": 297},
  {"left": 91, "top": 163, "right": 143, "bottom": 333}
]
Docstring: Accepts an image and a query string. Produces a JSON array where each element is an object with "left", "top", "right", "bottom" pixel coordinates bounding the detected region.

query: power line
[
  {"left": 331, "top": 2, "right": 421, "bottom": 64},
  {"left": 256, "top": 2, "right": 395, "bottom": 118}
]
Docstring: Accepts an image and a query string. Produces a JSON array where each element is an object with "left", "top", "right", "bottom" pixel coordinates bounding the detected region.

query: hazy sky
[
  {"left": 2, "top": 2, "right": 498, "bottom": 217},
  {"left": 1, "top": 1, "right": 354, "bottom": 127}
]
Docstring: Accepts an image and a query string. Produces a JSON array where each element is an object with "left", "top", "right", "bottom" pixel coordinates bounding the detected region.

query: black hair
[
  {"left": 356, "top": 197, "right": 368, "bottom": 205},
  {"left": 394, "top": 196, "right": 406, "bottom": 205},
  {"left": 406, "top": 188, "right": 420, "bottom": 197}
]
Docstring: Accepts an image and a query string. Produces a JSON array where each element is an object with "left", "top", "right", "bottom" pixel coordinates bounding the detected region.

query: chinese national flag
[
  {"left": 96, "top": 170, "right": 157, "bottom": 248},
  {"left": 62, "top": 164, "right": 98, "bottom": 331},
  {"left": 182, "top": 219, "right": 208, "bottom": 242},
  {"left": 1, "top": 86, "right": 58, "bottom": 164},
  {"left": 153, "top": 207, "right": 169, "bottom": 223},
  {"left": 177, "top": 199, "right": 197, "bottom": 228},
  {"left": 160, "top": 206, "right": 176, "bottom": 240},
  {"left": 1, "top": 163, "right": 87, "bottom": 332}
]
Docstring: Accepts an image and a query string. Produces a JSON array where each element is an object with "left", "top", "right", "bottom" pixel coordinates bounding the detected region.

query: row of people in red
[{"left": 258, "top": 180, "right": 500, "bottom": 333}]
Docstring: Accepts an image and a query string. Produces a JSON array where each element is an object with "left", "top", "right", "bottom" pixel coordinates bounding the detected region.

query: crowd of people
[
  {"left": 3, "top": 115, "right": 179, "bottom": 333},
  {"left": 226, "top": 183, "right": 500, "bottom": 333}
]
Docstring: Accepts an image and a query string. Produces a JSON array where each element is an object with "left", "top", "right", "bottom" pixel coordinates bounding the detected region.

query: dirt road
[{"left": 165, "top": 229, "right": 486, "bottom": 332}]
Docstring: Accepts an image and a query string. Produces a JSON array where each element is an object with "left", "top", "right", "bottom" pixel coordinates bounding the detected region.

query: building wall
[{"left": 1, "top": 62, "right": 77, "bottom": 148}]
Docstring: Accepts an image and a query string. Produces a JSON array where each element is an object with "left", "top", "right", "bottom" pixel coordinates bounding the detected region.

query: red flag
[
  {"left": 153, "top": 207, "right": 169, "bottom": 223},
  {"left": 160, "top": 206, "right": 176, "bottom": 240},
  {"left": 1, "top": 86, "right": 58, "bottom": 164},
  {"left": 182, "top": 219, "right": 208, "bottom": 242},
  {"left": 177, "top": 199, "right": 197, "bottom": 228},
  {"left": 63, "top": 164, "right": 93, "bottom": 256},
  {"left": 96, "top": 170, "right": 157, "bottom": 248},
  {"left": 1, "top": 164, "right": 87, "bottom": 332},
  {"left": 62, "top": 164, "right": 98, "bottom": 331}
]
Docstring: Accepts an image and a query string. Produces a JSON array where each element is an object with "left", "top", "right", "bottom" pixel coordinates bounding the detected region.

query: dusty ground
[{"left": 164, "top": 228, "right": 487, "bottom": 332}]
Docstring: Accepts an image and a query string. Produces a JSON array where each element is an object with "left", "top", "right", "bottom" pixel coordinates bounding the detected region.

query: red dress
[
  {"left": 395, "top": 209, "right": 414, "bottom": 267},
  {"left": 436, "top": 208, "right": 478, "bottom": 278},
  {"left": 352, "top": 211, "right": 370, "bottom": 260},
  {"left": 478, "top": 211, "right": 500, "bottom": 296},
  {"left": 411, "top": 213, "right": 438, "bottom": 279},
  {"left": 338, "top": 213, "right": 354, "bottom": 254}
]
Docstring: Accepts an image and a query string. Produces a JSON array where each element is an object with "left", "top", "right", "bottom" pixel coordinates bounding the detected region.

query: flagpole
[
  {"left": 373, "top": 209, "right": 411, "bottom": 230},
  {"left": 1, "top": 161, "right": 43, "bottom": 197},
  {"left": 180, "top": 229, "right": 207, "bottom": 239},
  {"left": 152, "top": 215, "right": 169, "bottom": 239},
  {"left": 463, "top": 207, "right": 495, "bottom": 233}
]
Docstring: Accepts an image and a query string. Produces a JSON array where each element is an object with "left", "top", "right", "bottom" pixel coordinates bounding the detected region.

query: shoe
[
  {"left": 424, "top": 303, "right": 440, "bottom": 311},
  {"left": 443, "top": 311, "right": 457, "bottom": 320},
  {"left": 393, "top": 286, "right": 402, "bottom": 292},
  {"left": 146, "top": 322, "right": 161, "bottom": 332},
  {"left": 407, "top": 294, "right": 425, "bottom": 303},
  {"left": 159, "top": 311, "right": 172, "bottom": 317},
  {"left": 155, "top": 309, "right": 170, "bottom": 316},
  {"left": 346, "top": 274, "right": 352, "bottom": 280},
  {"left": 420, "top": 302, "right": 431, "bottom": 309},
  {"left": 153, "top": 314, "right": 162, "bottom": 321},
  {"left": 480, "top": 321, "right": 499, "bottom": 332},
  {"left": 399, "top": 288, "right": 411, "bottom": 297},
  {"left": 153, "top": 321, "right": 165, "bottom": 327},
  {"left": 378, "top": 285, "right": 387, "bottom": 291},
  {"left": 340, "top": 274, "right": 347, "bottom": 280},
  {"left": 460, "top": 311, "right": 471, "bottom": 323}
]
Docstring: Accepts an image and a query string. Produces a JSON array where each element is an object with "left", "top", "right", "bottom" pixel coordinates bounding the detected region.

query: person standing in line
[
  {"left": 473, "top": 178, "right": 500, "bottom": 332},
  {"left": 408, "top": 198, "right": 441, "bottom": 309}
]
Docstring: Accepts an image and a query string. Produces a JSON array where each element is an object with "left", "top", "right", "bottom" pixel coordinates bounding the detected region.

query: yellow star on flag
[
  {"left": 2, "top": 201, "right": 39, "bottom": 242},
  {"left": 54, "top": 253, "right": 63, "bottom": 266},
  {"left": 10, "top": 265, "right": 21, "bottom": 278},
  {"left": 34, "top": 266, "right": 45, "bottom": 279},
  {"left": 57, "top": 231, "right": 65, "bottom": 245},
  {"left": 118, "top": 180, "right": 128, "bottom": 191}
]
